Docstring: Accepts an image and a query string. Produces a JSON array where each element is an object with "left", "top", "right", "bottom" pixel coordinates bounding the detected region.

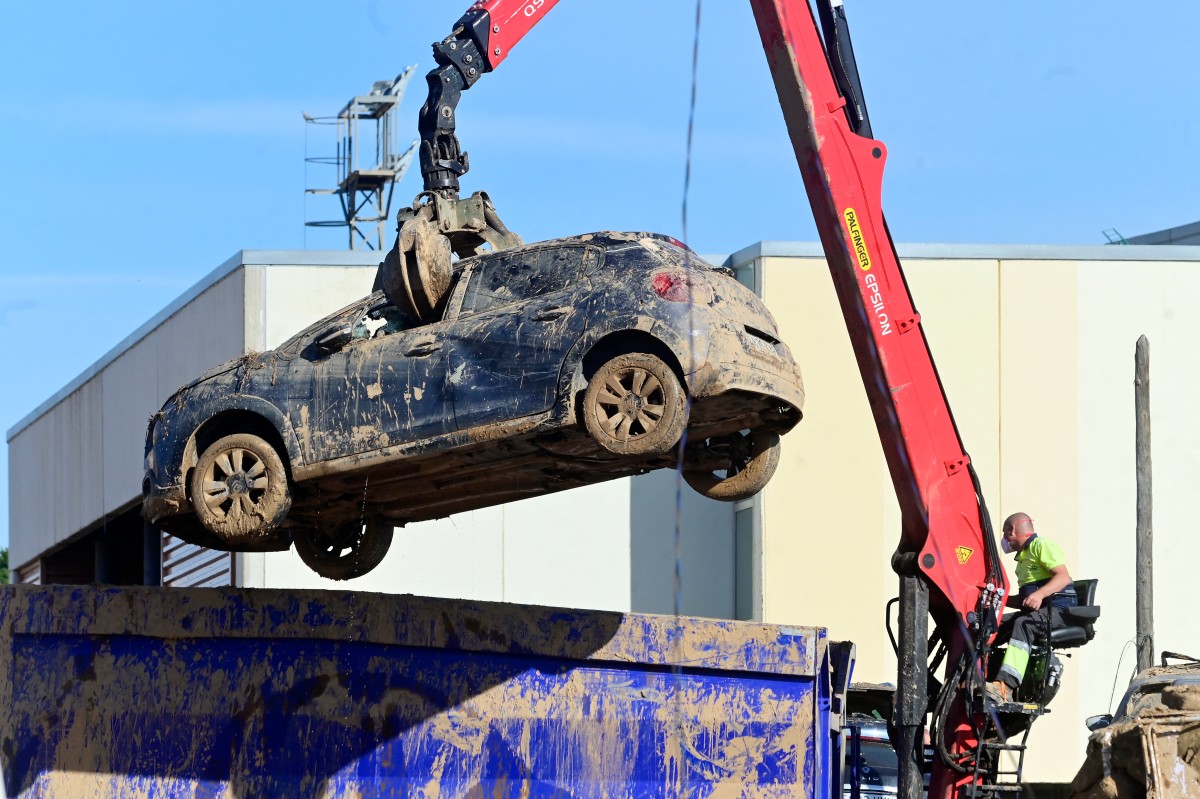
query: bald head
[
  {"left": 1003, "top": 513, "right": 1034, "bottom": 534},
  {"left": 1001, "top": 512, "right": 1036, "bottom": 552}
]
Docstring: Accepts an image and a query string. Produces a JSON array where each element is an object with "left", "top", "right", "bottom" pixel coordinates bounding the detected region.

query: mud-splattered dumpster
[{"left": 0, "top": 586, "right": 851, "bottom": 798}]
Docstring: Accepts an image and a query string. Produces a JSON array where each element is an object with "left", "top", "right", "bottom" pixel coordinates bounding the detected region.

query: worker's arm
[{"left": 1022, "top": 565, "right": 1073, "bottom": 611}]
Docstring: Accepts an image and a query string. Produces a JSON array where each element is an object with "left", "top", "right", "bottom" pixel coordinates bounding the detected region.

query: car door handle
[
  {"left": 533, "top": 306, "right": 572, "bottom": 322},
  {"left": 404, "top": 339, "right": 440, "bottom": 357}
]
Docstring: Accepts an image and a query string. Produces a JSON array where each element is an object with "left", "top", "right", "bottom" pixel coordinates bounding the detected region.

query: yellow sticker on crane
[
  {"left": 844, "top": 208, "right": 872, "bottom": 271},
  {"left": 955, "top": 546, "right": 974, "bottom": 565}
]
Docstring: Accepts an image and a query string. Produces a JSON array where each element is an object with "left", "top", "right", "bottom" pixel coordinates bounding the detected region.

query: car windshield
[
  {"left": 845, "top": 740, "right": 899, "bottom": 793},
  {"left": 275, "top": 291, "right": 414, "bottom": 355},
  {"left": 1118, "top": 674, "right": 1200, "bottom": 719}
]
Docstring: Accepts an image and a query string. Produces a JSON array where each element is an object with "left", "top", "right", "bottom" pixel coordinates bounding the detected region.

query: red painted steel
[
  {"left": 470, "top": 0, "right": 562, "bottom": 68},
  {"left": 749, "top": 2, "right": 1006, "bottom": 796}
]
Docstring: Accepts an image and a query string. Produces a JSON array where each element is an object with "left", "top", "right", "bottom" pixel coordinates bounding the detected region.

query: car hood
[{"left": 168, "top": 352, "right": 262, "bottom": 400}]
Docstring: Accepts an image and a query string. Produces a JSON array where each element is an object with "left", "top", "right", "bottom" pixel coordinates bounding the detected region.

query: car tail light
[{"left": 651, "top": 270, "right": 711, "bottom": 303}]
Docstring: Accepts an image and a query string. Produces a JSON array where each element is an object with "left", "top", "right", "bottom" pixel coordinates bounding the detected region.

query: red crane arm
[
  {"left": 466, "top": 0, "right": 562, "bottom": 69},
  {"left": 749, "top": 0, "right": 1007, "bottom": 633},
  {"left": 749, "top": 6, "right": 1010, "bottom": 794}
]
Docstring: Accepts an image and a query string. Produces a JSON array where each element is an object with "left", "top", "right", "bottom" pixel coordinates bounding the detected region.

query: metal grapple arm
[{"left": 419, "top": 1, "right": 561, "bottom": 198}]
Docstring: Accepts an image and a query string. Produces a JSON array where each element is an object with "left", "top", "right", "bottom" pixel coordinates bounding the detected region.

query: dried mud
[
  {"left": 1070, "top": 678, "right": 1200, "bottom": 799},
  {"left": 0, "top": 585, "right": 830, "bottom": 799}
]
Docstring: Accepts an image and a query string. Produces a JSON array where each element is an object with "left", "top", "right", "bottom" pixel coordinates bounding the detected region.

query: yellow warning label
[
  {"left": 955, "top": 546, "right": 974, "bottom": 565},
  {"left": 844, "top": 208, "right": 872, "bottom": 271}
]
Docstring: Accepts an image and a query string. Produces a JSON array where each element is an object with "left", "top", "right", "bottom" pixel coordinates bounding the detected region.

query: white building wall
[
  {"left": 7, "top": 254, "right": 378, "bottom": 572},
  {"left": 251, "top": 478, "right": 638, "bottom": 613},
  {"left": 253, "top": 264, "right": 380, "bottom": 349},
  {"left": 9, "top": 380, "right": 105, "bottom": 564},
  {"left": 630, "top": 468, "right": 737, "bottom": 618}
]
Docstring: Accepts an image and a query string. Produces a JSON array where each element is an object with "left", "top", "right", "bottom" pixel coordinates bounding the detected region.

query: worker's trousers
[{"left": 996, "top": 606, "right": 1068, "bottom": 690}]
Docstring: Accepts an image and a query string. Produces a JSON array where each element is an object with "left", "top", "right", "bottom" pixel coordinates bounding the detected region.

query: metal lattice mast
[{"left": 305, "top": 67, "right": 418, "bottom": 250}]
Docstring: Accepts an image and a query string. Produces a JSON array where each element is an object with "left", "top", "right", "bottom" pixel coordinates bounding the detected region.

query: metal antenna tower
[{"left": 305, "top": 66, "right": 418, "bottom": 250}]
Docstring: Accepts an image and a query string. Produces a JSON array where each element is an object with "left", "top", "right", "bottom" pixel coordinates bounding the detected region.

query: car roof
[{"left": 456, "top": 231, "right": 693, "bottom": 260}]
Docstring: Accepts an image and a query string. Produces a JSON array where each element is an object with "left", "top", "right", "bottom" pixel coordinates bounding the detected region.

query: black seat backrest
[{"left": 1050, "top": 578, "right": 1100, "bottom": 649}]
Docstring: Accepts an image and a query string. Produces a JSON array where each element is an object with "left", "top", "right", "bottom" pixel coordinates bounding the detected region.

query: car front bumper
[{"left": 142, "top": 477, "right": 187, "bottom": 524}]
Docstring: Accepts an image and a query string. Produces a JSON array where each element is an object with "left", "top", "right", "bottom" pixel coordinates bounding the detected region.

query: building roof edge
[{"left": 7, "top": 251, "right": 381, "bottom": 442}]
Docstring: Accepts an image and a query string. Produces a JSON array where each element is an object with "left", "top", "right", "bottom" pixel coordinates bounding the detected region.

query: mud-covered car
[
  {"left": 1070, "top": 653, "right": 1200, "bottom": 798},
  {"left": 143, "top": 232, "right": 804, "bottom": 579},
  {"left": 843, "top": 715, "right": 898, "bottom": 799}
]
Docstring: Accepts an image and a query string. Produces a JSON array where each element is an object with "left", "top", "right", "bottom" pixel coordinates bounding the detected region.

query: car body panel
[
  {"left": 445, "top": 243, "right": 598, "bottom": 429},
  {"left": 1072, "top": 657, "right": 1200, "bottom": 798}
]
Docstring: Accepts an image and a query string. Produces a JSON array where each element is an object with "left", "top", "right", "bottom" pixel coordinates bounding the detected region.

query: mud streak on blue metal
[{"left": 0, "top": 586, "right": 841, "bottom": 798}]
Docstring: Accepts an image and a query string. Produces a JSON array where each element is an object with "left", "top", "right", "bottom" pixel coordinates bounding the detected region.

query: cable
[
  {"left": 1105, "top": 638, "right": 1139, "bottom": 715},
  {"left": 670, "top": 5, "right": 703, "bottom": 798},
  {"left": 672, "top": 0, "right": 703, "bottom": 624}
]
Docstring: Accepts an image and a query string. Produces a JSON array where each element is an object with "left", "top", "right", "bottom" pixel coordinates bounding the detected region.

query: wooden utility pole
[{"left": 1135, "top": 335, "right": 1153, "bottom": 671}]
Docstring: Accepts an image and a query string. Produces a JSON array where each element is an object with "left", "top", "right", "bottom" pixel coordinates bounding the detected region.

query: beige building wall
[{"left": 752, "top": 243, "right": 1200, "bottom": 782}]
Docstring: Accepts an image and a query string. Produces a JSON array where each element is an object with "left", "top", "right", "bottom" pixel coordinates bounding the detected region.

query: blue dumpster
[{"left": 0, "top": 585, "right": 851, "bottom": 798}]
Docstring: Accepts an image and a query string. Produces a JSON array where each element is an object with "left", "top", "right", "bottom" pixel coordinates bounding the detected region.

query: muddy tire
[
  {"left": 294, "top": 518, "right": 393, "bottom": 580},
  {"left": 190, "top": 433, "right": 291, "bottom": 547},
  {"left": 683, "top": 430, "right": 780, "bottom": 501},
  {"left": 582, "top": 353, "right": 687, "bottom": 456}
]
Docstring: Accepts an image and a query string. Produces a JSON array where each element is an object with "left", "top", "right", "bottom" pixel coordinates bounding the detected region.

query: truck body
[{"left": 0, "top": 585, "right": 852, "bottom": 798}]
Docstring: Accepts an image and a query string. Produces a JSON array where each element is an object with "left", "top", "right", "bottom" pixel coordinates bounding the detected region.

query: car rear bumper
[{"left": 692, "top": 327, "right": 805, "bottom": 411}]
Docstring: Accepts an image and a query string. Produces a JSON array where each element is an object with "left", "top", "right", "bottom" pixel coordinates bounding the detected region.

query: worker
[{"left": 986, "top": 512, "right": 1077, "bottom": 703}]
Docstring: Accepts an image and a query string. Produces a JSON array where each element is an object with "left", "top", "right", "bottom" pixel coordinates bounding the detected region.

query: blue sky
[{"left": 2, "top": 1, "right": 1198, "bottom": 550}]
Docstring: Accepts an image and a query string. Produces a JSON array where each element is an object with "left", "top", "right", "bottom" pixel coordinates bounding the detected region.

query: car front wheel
[
  {"left": 294, "top": 518, "right": 394, "bottom": 580},
  {"left": 582, "top": 352, "right": 687, "bottom": 456},
  {"left": 683, "top": 430, "right": 780, "bottom": 501},
  {"left": 190, "top": 433, "right": 291, "bottom": 546}
]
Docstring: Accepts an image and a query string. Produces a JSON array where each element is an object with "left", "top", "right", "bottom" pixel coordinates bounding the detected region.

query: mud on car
[{"left": 143, "top": 232, "right": 804, "bottom": 579}]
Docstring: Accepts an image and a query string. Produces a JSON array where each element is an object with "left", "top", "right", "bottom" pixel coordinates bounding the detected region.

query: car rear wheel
[
  {"left": 583, "top": 353, "right": 687, "bottom": 455},
  {"left": 190, "top": 433, "right": 291, "bottom": 546},
  {"left": 683, "top": 430, "right": 780, "bottom": 501},
  {"left": 294, "top": 518, "right": 394, "bottom": 580}
]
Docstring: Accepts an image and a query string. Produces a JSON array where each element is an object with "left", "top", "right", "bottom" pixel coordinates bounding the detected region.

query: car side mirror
[
  {"left": 314, "top": 324, "right": 352, "bottom": 353},
  {"left": 1085, "top": 714, "right": 1113, "bottom": 731}
]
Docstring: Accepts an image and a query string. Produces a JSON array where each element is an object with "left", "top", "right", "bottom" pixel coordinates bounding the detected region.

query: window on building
[{"left": 735, "top": 263, "right": 758, "bottom": 295}]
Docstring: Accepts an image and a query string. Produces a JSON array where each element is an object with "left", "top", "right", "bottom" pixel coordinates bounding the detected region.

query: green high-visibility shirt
[{"left": 1015, "top": 535, "right": 1067, "bottom": 586}]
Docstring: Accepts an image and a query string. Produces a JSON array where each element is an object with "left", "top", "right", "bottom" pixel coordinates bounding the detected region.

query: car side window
[{"left": 460, "top": 246, "right": 587, "bottom": 315}]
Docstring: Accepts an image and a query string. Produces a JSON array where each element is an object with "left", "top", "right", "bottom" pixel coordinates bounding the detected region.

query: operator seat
[{"left": 1049, "top": 579, "right": 1100, "bottom": 649}]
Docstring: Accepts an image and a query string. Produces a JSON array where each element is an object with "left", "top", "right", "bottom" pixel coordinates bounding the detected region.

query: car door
[
  {"left": 444, "top": 244, "right": 597, "bottom": 431},
  {"left": 287, "top": 293, "right": 451, "bottom": 463}
]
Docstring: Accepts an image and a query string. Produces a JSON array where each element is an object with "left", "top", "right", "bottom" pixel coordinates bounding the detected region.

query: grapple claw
[{"left": 376, "top": 191, "right": 522, "bottom": 323}]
